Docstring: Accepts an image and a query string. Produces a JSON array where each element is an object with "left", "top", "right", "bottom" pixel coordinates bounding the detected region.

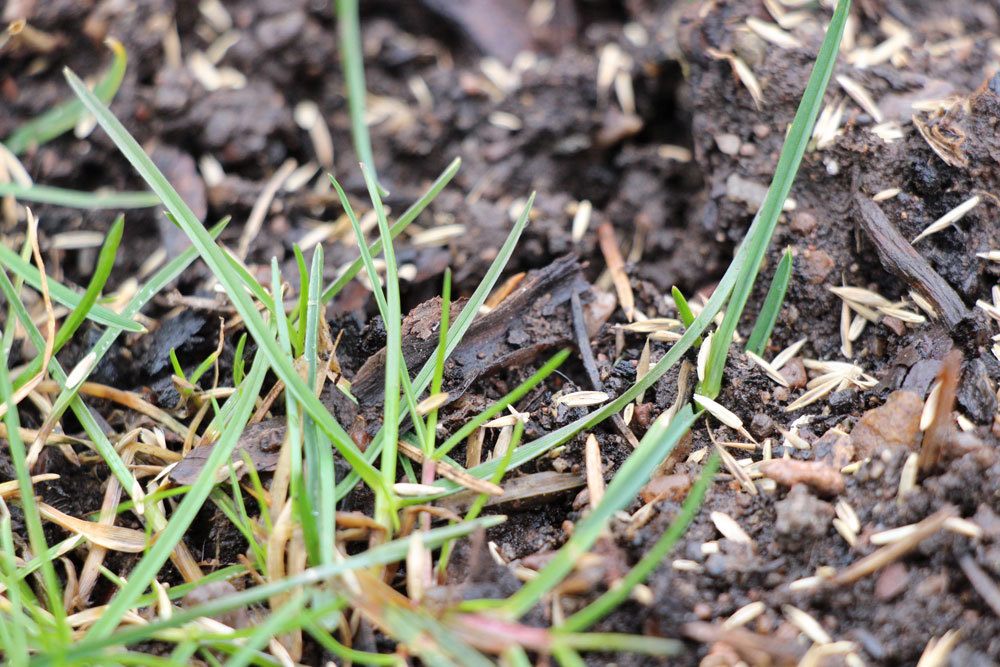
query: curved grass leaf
[{"left": 4, "top": 38, "right": 127, "bottom": 155}]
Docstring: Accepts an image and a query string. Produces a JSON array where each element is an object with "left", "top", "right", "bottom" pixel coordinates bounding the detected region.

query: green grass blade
[
  {"left": 64, "top": 67, "right": 386, "bottom": 502},
  {"left": 359, "top": 164, "right": 404, "bottom": 526},
  {"left": 432, "top": 348, "right": 569, "bottom": 461},
  {"left": 225, "top": 594, "right": 305, "bottom": 667},
  {"left": 335, "top": 0, "right": 384, "bottom": 194},
  {"left": 333, "top": 193, "right": 536, "bottom": 501},
  {"left": 7, "top": 218, "right": 228, "bottom": 508},
  {"left": 319, "top": 157, "right": 459, "bottom": 304},
  {"left": 13, "top": 214, "right": 124, "bottom": 390},
  {"left": 701, "top": 0, "right": 850, "bottom": 397},
  {"left": 424, "top": 268, "right": 451, "bottom": 453},
  {"left": 494, "top": 405, "right": 699, "bottom": 618},
  {"left": 671, "top": 285, "right": 701, "bottom": 346},
  {"left": 304, "top": 246, "right": 337, "bottom": 563},
  {"left": 744, "top": 247, "right": 793, "bottom": 356},
  {"left": 0, "top": 183, "right": 159, "bottom": 209},
  {"left": 292, "top": 244, "right": 310, "bottom": 356},
  {"left": 4, "top": 38, "right": 126, "bottom": 154},
  {"left": 559, "top": 451, "right": 720, "bottom": 631},
  {"left": 271, "top": 260, "right": 320, "bottom": 565},
  {"left": 0, "top": 241, "right": 143, "bottom": 333},
  {"left": 0, "top": 326, "right": 68, "bottom": 641}
]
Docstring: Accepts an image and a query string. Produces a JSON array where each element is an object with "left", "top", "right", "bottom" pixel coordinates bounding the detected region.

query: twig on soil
[
  {"left": 596, "top": 223, "right": 634, "bottom": 321},
  {"left": 854, "top": 194, "right": 968, "bottom": 327},
  {"left": 570, "top": 291, "right": 639, "bottom": 447},
  {"left": 830, "top": 506, "right": 957, "bottom": 586},
  {"left": 958, "top": 555, "right": 1000, "bottom": 619}
]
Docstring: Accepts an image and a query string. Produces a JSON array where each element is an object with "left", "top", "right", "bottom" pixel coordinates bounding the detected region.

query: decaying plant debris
[{"left": 2, "top": 0, "right": 1000, "bottom": 664}]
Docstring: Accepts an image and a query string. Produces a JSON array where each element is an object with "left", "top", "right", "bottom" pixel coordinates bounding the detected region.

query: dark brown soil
[{"left": 3, "top": 0, "right": 1000, "bottom": 664}]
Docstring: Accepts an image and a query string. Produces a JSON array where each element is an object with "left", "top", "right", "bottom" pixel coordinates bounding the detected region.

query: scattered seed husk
[
  {"left": 836, "top": 74, "right": 884, "bottom": 122},
  {"left": 833, "top": 518, "right": 858, "bottom": 548},
  {"left": 746, "top": 351, "right": 790, "bottom": 387},
  {"left": 597, "top": 222, "right": 634, "bottom": 321},
  {"left": 696, "top": 333, "right": 712, "bottom": 383},
  {"left": 723, "top": 601, "right": 766, "bottom": 630},
  {"left": 782, "top": 604, "right": 831, "bottom": 644},
  {"left": 38, "top": 502, "right": 147, "bottom": 553},
  {"left": 772, "top": 337, "right": 807, "bottom": 371},
  {"left": 556, "top": 391, "right": 610, "bottom": 408},
  {"left": 977, "top": 250, "right": 1000, "bottom": 262},
  {"left": 873, "top": 187, "right": 901, "bottom": 202},
  {"left": 912, "top": 195, "right": 980, "bottom": 243},
  {"left": 411, "top": 223, "right": 466, "bottom": 247},
  {"left": 694, "top": 394, "right": 756, "bottom": 443},
  {"left": 416, "top": 392, "right": 449, "bottom": 416},
  {"left": 620, "top": 318, "right": 681, "bottom": 334},
  {"left": 897, "top": 452, "right": 919, "bottom": 501},
  {"left": 392, "top": 483, "right": 447, "bottom": 497},
  {"left": 746, "top": 16, "right": 802, "bottom": 49},
  {"left": 916, "top": 630, "right": 962, "bottom": 667},
  {"left": 833, "top": 507, "right": 956, "bottom": 585},
  {"left": 584, "top": 434, "right": 605, "bottom": 509},
  {"left": 570, "top": 199, "right": 592, "bottom": 243},
  {"left": 672, "top": 559, "right": 704, "bottom": 573},
  {"left": 710, "top": 511, "right": 753, "bottom": 545}
]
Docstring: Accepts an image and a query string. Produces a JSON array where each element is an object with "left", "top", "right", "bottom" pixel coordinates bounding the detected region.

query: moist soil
[{"left": 3, "top": 0, "right": 1000, "bottom": 664}]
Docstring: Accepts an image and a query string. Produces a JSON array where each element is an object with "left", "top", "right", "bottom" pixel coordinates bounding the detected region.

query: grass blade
[
  {"left": 320, "top": 157, "right": 460, "bottom": 304},
  {"left": 424, "top": 0, "right": 851, "bottom": 491},
  {"left": 701, "top": 0, "right": 850, "bottom": 397},
  {"left": 559, "top": 451, "right": 720, "bottom": 631},
  {"left": 51, "top": 516, "right": 504, "bottom": 663},
  {"left": 0, "top": 241, "right": 143, "bottom": 332},
  {"left": 335, "top": 0, "right": 384, "bottom": 194},
  {"left": 0, "top": 183, "right": 159, "bottom": 209},
  {"left": 0, "top": 325, "right": 68, "bottom": 641},
  {"left": 304, "top": 246, "right": 338, "bottom": 562},
  {"left": 745, "top": 247, "right": 793, "bottom": 356},
  {"left": 4, "top": 38, "right": 126, "bottom": 155},
  {"left": 495, "top": 405, "right": 700, "bottom": 618},
  {"left": 13, "top": 215, "right": 124, "bottom": 391}
]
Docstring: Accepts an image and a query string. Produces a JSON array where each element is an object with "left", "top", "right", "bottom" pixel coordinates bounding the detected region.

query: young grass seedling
[{"left": 745, "top": 247, "right": 794, "bottom": 356}]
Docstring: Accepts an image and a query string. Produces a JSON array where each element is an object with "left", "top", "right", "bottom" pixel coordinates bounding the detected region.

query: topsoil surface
[{"left": 2, "top": 0, "right": 1000, "bottom": 665}]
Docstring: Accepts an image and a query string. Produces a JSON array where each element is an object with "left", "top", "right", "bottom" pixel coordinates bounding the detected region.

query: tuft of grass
[{"left": 745, "top": 247, "right": 793, "bottom": 356}]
